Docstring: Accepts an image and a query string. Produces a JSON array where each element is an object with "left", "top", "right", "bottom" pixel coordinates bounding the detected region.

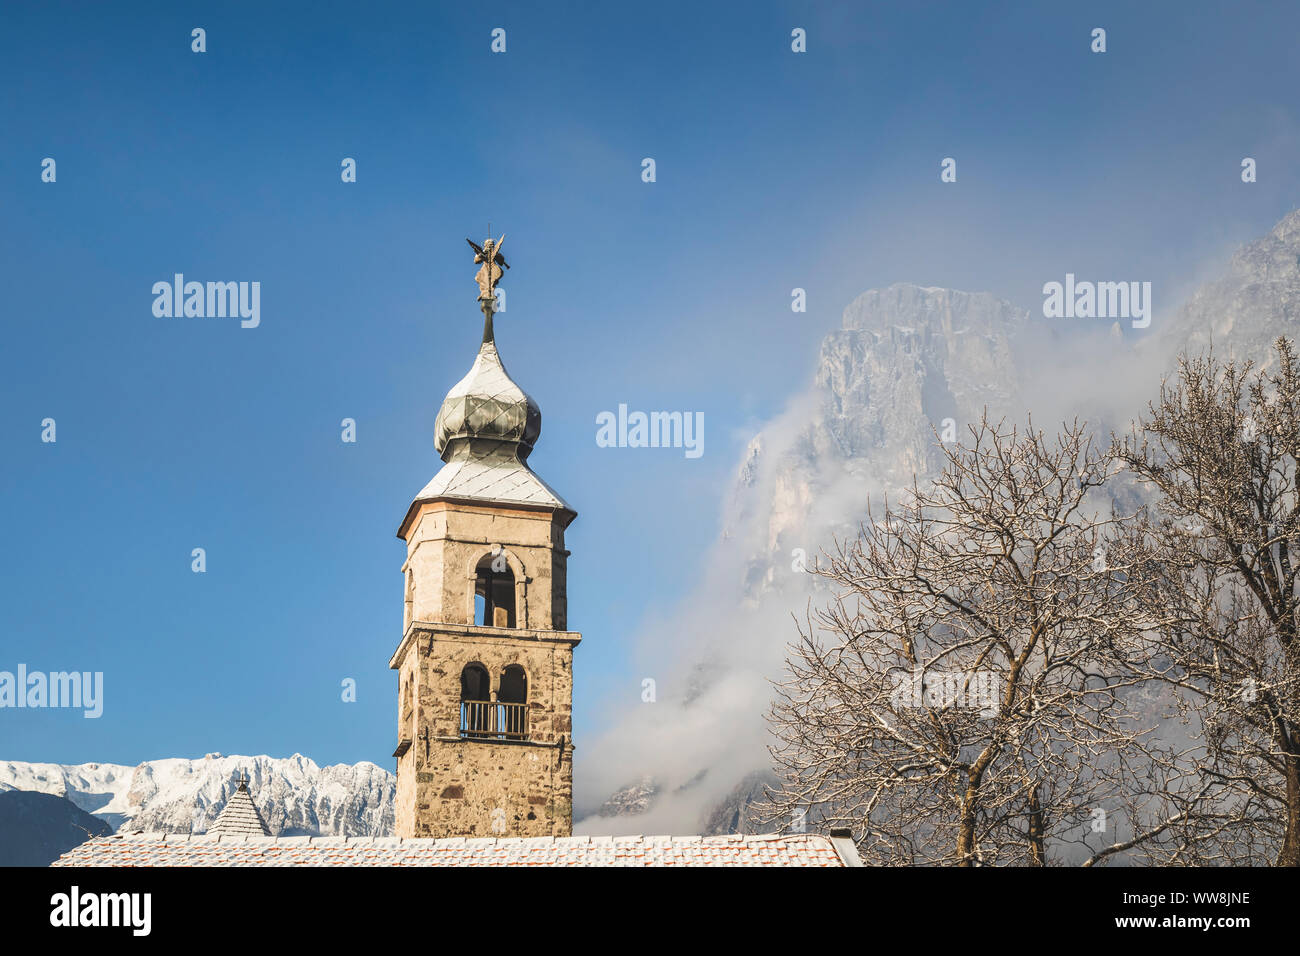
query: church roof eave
[{"left": 397, "top": 490, "right": 576, "bottom": 541}]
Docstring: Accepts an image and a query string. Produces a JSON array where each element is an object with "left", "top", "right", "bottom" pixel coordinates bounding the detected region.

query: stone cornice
[{"left": 389, "top": 621, "right": 582, "bottom": 670}]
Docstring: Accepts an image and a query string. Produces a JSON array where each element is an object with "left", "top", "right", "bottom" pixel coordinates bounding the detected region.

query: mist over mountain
[
  {"left": 1158, "top": 209, "right": 1300, "bottom": 360},
  {"left": 578, "top": 285, "right": 1041, "bottom": 833},
  {"left": 578, "top": 210, "right": 1300, "bottom": 836}
]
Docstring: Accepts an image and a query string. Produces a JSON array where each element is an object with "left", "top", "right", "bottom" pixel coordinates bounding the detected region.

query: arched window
[
  {"left": 499, "top": 664, "right": 526, "bottom": 704},
  {"left": 498, "top": 664, "right": 528, "bottom": 739},
  {"left": 475, "top": 553, "right": 516, "bottom": 628},
  {"left": 460, "top": 663, "right": 491, "bottom": 737}
]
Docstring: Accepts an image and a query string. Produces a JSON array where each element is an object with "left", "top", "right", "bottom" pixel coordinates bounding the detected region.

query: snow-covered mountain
[
  {"left": 583, "top": 210, "right": 1300, "bottom": 835},
  {"left": 581, "top": 284, "right": 1039, "bottom": 833},
  {"left": 726, "top": 283, "right": 1030, "bottom": 602},
  {"left": 0, "top": 753, "right": 394, "bottom": 836},
  {"left": 1159, "top": 208, "right": 1300, "bottom": 361}
]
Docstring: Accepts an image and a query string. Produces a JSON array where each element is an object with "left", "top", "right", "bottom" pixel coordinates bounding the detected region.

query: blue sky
[{"left": 3, "top": 0, "right": 1300, "bottom": 769}]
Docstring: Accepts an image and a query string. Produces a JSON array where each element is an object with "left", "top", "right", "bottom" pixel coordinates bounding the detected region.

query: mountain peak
[
  {"left": 840, "top": 283, "right": 1026, "bottom": 339},
  {"left": 1268, "top": 207, "right": 1300, "bottom": 242},
  {"left": 1163, "top": 208, "right": 1300, "bottom": 354}
]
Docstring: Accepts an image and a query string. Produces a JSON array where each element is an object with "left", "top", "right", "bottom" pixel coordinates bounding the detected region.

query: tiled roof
[{"left": 54, "top": 832, "right": 860, "bottom": 867}]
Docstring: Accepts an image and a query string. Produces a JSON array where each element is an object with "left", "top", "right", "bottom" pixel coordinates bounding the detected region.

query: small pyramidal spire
[{"left": 208, "top": 769, "right": 271, "bottom": 837}]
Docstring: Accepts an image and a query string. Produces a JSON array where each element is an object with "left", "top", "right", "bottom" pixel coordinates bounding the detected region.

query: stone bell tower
[{"left": 390, "top": 235, "right": 579, "bottom": 838}]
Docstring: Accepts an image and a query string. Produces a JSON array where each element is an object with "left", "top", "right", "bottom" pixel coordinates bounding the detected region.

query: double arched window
[{"left": 459, "top": 662, "right": 529, "bottom": 740}]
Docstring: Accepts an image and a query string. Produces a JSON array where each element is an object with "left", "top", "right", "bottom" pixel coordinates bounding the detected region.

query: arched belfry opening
[
  {"left": 499, "top": 664, "right": 526, "bottom": 704},
  {"left": 460, "top": 662, "right": 492, "bottom": 737},
  {"left": 461, "top": 662, "right": 490, "bottom": 700},
  {"left": 499, "top": 664, "right": 528, "bottom": 739},
  {"left": 475, "top": 553, "right": 515, "bottom": 628}
]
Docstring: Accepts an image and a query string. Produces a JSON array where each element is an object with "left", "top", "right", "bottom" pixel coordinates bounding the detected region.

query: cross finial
[{"left": 237, "top": 771, "right": 250, "bottom": 791}]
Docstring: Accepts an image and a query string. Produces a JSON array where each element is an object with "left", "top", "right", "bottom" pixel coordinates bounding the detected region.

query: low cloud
[{"left": 575, "top": 227, "right": 1266, "bottom": 833}]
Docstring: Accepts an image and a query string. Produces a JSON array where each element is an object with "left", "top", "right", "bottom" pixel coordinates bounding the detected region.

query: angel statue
[{"left": 466, "top": 235, "right": 509, "bottom": 301}]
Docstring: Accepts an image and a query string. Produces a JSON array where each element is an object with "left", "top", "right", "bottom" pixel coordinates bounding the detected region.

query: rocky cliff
[{"left": 587, "top": 210, "right": 1300, "bottom": 835}]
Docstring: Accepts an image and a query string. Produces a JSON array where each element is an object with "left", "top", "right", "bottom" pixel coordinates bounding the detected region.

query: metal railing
[{"left": 460, "top": 700, "right": 528, "bottom": 740}]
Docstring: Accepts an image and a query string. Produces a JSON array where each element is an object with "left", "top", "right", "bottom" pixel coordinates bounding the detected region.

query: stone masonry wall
[
  {"left": 395, "top": 625, "right": 577, "bottom": 837},
  {"left": 393, "top": 500, "right": 578, "bottom": 839}
]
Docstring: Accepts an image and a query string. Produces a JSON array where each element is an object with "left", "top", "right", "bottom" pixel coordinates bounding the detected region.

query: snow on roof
[
  {"left": 54, "top": 832, "right": 860, "bottom": 867},
  {"left": 411, "top": 453, "right": 572, "bottom": 513},
  {"left": 206, "top": 775, "right": 270, "bottom": 837}
]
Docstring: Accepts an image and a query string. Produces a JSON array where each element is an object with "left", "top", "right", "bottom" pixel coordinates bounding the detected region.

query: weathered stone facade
[
  {"left": 398, "top": 501, "right": 571, "bottom": 633},
  {"left": 391, "top": 504, "right": 579, "bottom": 837},
  {"left": 391, "top": 330, "right": 580, "bottom": 839},
  {"left": 390, "top": 626, "right": 578, "bottom": 836}
]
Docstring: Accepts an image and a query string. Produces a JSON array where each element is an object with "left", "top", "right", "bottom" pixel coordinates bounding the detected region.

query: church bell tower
[{"left": 390, "top": 235, "right": 580, "bottom": 838}]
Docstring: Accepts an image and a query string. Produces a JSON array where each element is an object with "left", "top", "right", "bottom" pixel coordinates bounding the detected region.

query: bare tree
[
  {"left": 1115, "top": 337, "right": 1300, "bottom": 866},
  {"left": 762, "top": 416, "right": 1195, "bottom": 865}
]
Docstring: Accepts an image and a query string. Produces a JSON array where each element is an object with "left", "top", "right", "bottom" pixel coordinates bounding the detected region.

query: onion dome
[{"left": 401, "top": 328, "right": 573, "bottom": 530}]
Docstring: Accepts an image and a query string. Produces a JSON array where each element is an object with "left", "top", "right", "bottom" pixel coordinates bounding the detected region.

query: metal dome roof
[{"left": 433, "top": 339, "right": 541, "bottom": 461}]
